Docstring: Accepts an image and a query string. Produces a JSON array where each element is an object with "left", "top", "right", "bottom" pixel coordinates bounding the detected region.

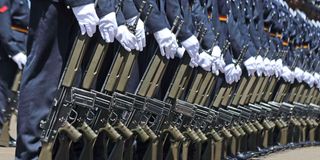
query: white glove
[
  {"left": 244, "top": 57, "right": 256, "bottom": 76},
  {"left": 99, "top": 12, "right": 117, "bottom": 43},
  {"left": 154, "top": 28, "right": 178, "bottom": 59},
  {"left": 181, "top": 35, "right": 200, "bottom": 67},
  {"left": 255, "top": 55, "right": 264, "bottom": 76},
  {"left": 234, "top": 64, "right": 242, "bottom": 82},
  {"left": 274, "top": 59, "right": 283, "bottom": 78},
  {"left": 197, "top": 52, "right": 213, "bottom": 72},
  {"left": 12, "top": 52, "right": 27, "bottom": 70},
  {"left": 281, "top": 66, "right": 294, "bottom": 83},
  {"left": 211, "top": 46, "right": 225, "bottom": 74},
  {"left": 115, "top": 25, "right": 137, "bottom": 52},
  {"left": 263, "top": 58, "right": 273, "bottom": 76},
  {"left": 72, "top": 3, "right": 99, "bottom": 37},
  {"left": 270, "top": 59, "right": 276, "bottom": 75},
  {"left": 314, "top": 73, "right": 320, "bottom": 86},
  {"left": 126, "top": 16, "right": 146, "bottom": 51},
  {"left": 294, "top": 67, "right": 304, "bottom": 83},
  {"left": 303, "top": 72, "right": 315, "bottom": 87},
  {"left": 176, "top": 47, "right": 185, "bottom": 58},
  {"left": 224, "top": 64, "right": 242, "bottom": 84}
]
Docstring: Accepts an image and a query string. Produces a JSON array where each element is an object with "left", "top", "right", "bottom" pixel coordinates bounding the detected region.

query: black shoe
[{"left": 9, "top": 136, "right": 16, "bottom": 147}]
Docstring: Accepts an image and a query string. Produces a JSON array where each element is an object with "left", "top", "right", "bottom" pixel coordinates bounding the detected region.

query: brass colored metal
[
  {"left": 165, "top": 125, "right": 185, "bottom": 141},
  {"left": 133, "top": 125, "right": 150, "bottom": 142},
  {"left": 142, "top": 124, "right": 158, "bottom": 141},
  {"left": 239, "top": 75, "right": 256, "bottom": 105},
  {"left": 231, "top": 77, "right": 248, "bottom": 106},
  {"left": 82, "top": 41, "right": 109, "bottom": 90},
  {"left": 100, "top": 123, "right": 122, "bottom": 142},
  {"left": 116, "top": 121, "right": 134, "bottom": 139},
  {"left": 62, "top": 36, "right": 89, "bottom": 87}
]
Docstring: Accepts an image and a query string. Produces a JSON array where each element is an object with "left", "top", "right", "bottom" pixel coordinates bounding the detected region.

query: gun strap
[
  {"left": 0, "top": 121, "right": 10, "bottom": 147},
  {"left": 53, "top": 134, "right": 72, "bottom": 160},
  {"left": 293, "top": 84, "right": 305, "bottom": 102},
  {"left": 182, "top": 141, "right": 190, "bottom": 160},
  {"left": 212, "top": 84, "right": 228, "bottom": 107},
  {"left": 107, "top": 140, "right": 125, "bottom": 160},
  {"left": 288, "top": 84, "right": 299, "bottom": 102}
]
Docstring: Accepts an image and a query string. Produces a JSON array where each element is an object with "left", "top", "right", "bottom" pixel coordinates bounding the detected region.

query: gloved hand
[
  {"left": 115, "top": 25, "right": 137, "bottom": 52},
  {"left": 244, "top": 57, "right": 256, "bottom": 76},
  {"left": 294, "top": 67, "right": 304, "bottom": 83},
  {"left": 281, "top": 66, "right": 294, "bottom": 83},
  {"left": 234, "top": 64, "right": 242, "bottom": 82},
  {"left": 274, "top": 59, "right": 283, "bottom": 78},
  {"left": 211, "top": 46, "right": 225, "bottom": 74},
  {"left": 72, "top": 3, "right": 99, "bottom": 37},
  {"left": 176, "top": 47, "right": 185, "bottom": 58},
  {"left": 255, "top": 55, "right": 264, "bottom": 76},
  {"left": 181, "top": 35, "right": 200, "bottom": 67},
  {"left": 314, "top": 73, "right": 320, "bottom": 87},
  {"left": 197, "top": 52, "right": 213, "bottom": 72},
  {"left": 126, "top": 16, "right": 146, "bottom": 51},
  {"left": 263, "top": 58, "right": 273, "bottom": 76},
  {"left": 224, "top": 64, "right": 242, "bottom": 84},
  {"left": 154, "top": 28, "right": 178, "bottom": 59},
  {"left": 270, "top": 59, "right": 276, "bottom": 75},
  {"left": 99, "top": 12, "right": 117, "bottom": 43},
  {"left": 12, "top": 52, "right": 27, "bottom": 70},
  {"left": 303, "top": 72, "right": 315, "bottom": 87}
]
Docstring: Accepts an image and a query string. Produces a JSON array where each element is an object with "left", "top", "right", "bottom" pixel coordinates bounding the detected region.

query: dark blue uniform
[
  {"left": 15, "top": 0, "right": 93, "bottom": 159},
  {"left": 0, "top": 0, "right": 29, "bottom": 128}
]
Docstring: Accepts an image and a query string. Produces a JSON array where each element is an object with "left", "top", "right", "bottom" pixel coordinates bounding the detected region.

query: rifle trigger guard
[{"left": 68, "top": 109, "right": 78, "bottom": 125}]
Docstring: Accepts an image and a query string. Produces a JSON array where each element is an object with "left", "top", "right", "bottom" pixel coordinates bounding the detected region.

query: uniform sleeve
[
  {"left": 133, "top": 0, "right": 170, "bottom": 34},
  {"left": 164, "top": 0, "right": 193, "bottom": 42},
  {"left": 122, "top": 0, "right": 138, "bottom": 19},
  {"left": 191, "top": 0, "right": 215, "bottom": 50},
  {"left": 96, "top": 0, "right": 115, "bottom": 18},
  {"left": 64, "top": 0, "right": 94, "bottom": 7},
  {"left": 0, "top": 0, "right": 21, "bottom": 57}
]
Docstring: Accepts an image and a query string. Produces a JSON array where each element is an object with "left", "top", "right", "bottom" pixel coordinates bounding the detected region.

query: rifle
[
  {"left": 0, "top": 70, "right": 21, "bottom": 147},
  {"left": 185, "top": 32, "right": 220, "bottom": 104},
  {"left": 104, "top": 1, "right": 152, "bottom": 93},
  {"left": 210, "top": 44, "right": 248, "bottom": 108},
  {"left": 39, "top": 35, "right": 91, "bottom": 160},
  {"left": 135, "top": 16, "right": 184, "bottom": 98},
  {"left": 262, "top": 50, "right": 288, "bottom": 102},
  {"left": 234, "top": 47, "right": 264, "bottom": 106}
]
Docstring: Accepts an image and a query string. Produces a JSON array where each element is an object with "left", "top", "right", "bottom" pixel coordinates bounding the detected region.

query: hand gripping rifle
[
  {"left": 104, "top": 1, "right": 153, "bottom": 93},
  {"left": 210, "top": 44, "right": 248, "bottom": 108},
  {"left": 164, "top": 23, "right": 207, "bottom": 101},
  {"left": 0, "top": 70, "right": 21, "bottom": 147},
  {"left": 232, "top": 47, "right": 263, "bottom": 106},
  {"left": 262, "top": 50, "right": 288, "bottom": 102},
  {"left": 185, "top": 32, "right": 220, "bottom": 104},
  {"left": 135, "top": 16, "right": 184, "bottom": 98}
]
